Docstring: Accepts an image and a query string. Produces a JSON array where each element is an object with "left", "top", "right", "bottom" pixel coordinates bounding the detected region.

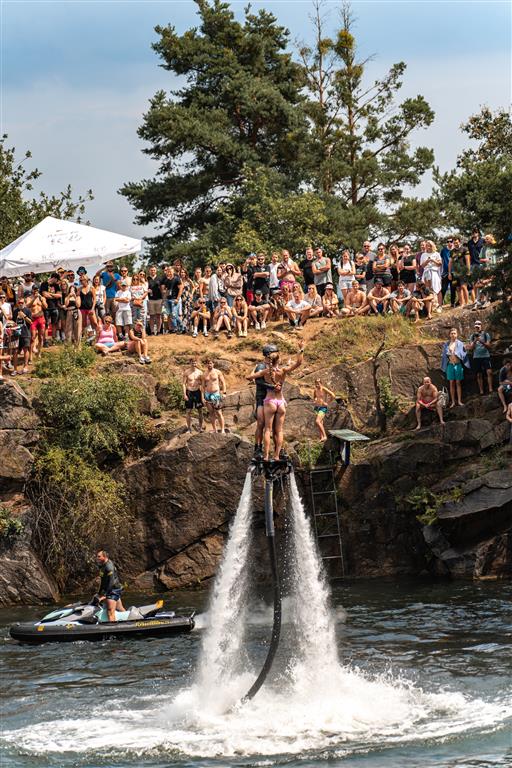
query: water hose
[{"left": 241, "top": 472, "right": 283, "bottom": 703}]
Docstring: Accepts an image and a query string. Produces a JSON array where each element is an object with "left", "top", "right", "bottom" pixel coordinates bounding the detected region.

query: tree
[
  {"left": 0, "top": 135, "right": 93, "bottom": 250},
  {"left": 436, "top": 107, "right": 512, "bottom": 327},
  {"left": 120, "top": 0, "right": 308, "bottom": 261},
  {"left": 299, "top": 2, "right": 437, "bottom": 245}
]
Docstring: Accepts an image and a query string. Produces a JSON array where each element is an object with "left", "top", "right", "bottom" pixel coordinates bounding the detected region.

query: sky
[{"left": 1, "top": 0, "right": 511, "bottom": 246}]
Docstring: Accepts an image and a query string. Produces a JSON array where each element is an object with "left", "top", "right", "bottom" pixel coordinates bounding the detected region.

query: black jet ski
[{"left": 9, "top": 598, "right": 195, "bottom": 644}]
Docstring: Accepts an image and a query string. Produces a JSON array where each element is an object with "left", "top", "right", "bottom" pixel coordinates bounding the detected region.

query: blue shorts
[
  {"left": 446, "top": 362, "right": 464, "bottom": 381},
  {"left": 105, "top": 588, "right": 122, "bottom": 602},
  {"left": 205, "top": 392, "right": 223, "bottom": 409}
]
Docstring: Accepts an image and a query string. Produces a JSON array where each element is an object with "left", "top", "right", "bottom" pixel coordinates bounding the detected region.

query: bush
[
  {"left": 37, "top": 372, "right": 145, "bottom": 458},
  {"left": 27, "top": 447, "right": 130, "bottom": 588},
  {"left": 296, "top": 440, "right": 324, "bottom": 468},
  {"left": 0, "top": 506, "right": 24, "bottom": 541},
  {"left": 34, "top": 344, "right": 96, "bottom": 378},
  {"left": 159, "top": 375, "right": 184, "bottom": 411},
  {"left": 378, "top": 376, "right": 403, "bottom": 418}
]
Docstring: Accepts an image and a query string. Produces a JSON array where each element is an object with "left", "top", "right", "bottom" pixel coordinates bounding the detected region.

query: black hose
[{"left": 241, "top": 478, "right": 282, "bottom": 703}]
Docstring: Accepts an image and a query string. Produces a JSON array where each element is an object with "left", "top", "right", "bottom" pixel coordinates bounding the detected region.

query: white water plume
[
  {"left": 196, "top": 471, "right": 254, "bottom": 698},
  {"left": 286, "top": 472, "right": 339, "bottom": 677}
]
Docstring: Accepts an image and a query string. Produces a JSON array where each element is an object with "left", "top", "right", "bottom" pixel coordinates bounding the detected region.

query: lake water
[{"left": 2, "top": 580, "right": 511, "bottom": 768}]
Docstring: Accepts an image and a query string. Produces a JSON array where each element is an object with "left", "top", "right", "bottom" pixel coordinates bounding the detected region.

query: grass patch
[
  {"left": 0, "top": 506, "right": 24, "bottom": 541},
  {"left": 308, "top": 315, "right": 432, "bottom": 366},
  {"left": 34, "top": 344, "right": 97, "bottom": 378},
  {"left": 157, "top": 375, "right": 184, "bottom": 411},
  {"left": 296, "top": 440, "right": 324, "bottom": 468}
]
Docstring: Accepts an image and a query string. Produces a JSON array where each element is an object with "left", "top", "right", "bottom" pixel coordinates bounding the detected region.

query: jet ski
[{"left": 9, "top": 598, "right": 195, "bottom": 644}]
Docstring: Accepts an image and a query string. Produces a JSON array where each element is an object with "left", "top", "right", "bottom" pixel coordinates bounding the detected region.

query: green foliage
[
  {"left": 0, "top": 506, "right": 24, "bottom": 541},
  {"left": 296, "top": 440, "right": 324, "bottom": 468},
  {"left": 34, "top": 344, "right": 96, "bottom": 379},
  {"left": 378, "top": 376, "right": 404, "bottom": 418},
  {"left": 406, "top": 486, "right": 440, "bottom": 526},
  {"left": 37, "top": 373, "right": 145, "bottom": 458},
  {"left": 159, "top": 375, "right": 185, "bottom": 411},
  {"left": 28, "top": 447, "right": 129, "bottom": 588},
  {"left": 0, "top": 135, "right": 93, "bottom": 249}
]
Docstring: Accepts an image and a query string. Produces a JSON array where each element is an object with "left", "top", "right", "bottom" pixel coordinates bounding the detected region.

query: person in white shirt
[
  {"left": 115, "top": 281, "right": 133, "bottom": 339},
  {"left": 285, "top": 284, "right": 311, "bottom": 328},
  {"left": 420, "top": 240, "right": 443, "bottom": 311}
]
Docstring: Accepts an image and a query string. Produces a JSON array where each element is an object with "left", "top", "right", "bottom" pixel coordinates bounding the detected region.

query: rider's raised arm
[{"left": 283, "top": 343, "right": 305, "bottom": 373}]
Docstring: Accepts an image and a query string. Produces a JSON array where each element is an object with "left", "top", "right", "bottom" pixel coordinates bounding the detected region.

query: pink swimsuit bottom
[{"left": 264, "top": 394, "right": 287, "bottom": 408}]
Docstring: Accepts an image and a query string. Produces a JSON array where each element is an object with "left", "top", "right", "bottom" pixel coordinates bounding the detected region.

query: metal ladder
[{"left": 307, "top": 464, "right": 345, "bottom": 579}]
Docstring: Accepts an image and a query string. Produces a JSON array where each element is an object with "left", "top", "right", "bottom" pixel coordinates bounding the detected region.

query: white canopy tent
[{"left": 0, "top": 216, "right": 142, "bottom": 278}]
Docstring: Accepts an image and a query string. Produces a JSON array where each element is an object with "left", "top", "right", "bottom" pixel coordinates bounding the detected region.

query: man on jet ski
[{"left": 96, "top": 550, "right": 125, "bottom": 621}]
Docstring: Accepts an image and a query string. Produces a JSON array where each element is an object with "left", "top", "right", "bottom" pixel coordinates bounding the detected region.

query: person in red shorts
[{"left": 26, "top": 285, "right": 47, "bottom": 360}]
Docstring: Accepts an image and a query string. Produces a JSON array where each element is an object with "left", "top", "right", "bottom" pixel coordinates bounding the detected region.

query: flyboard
[{"left": 241, "top": 455, "right": 293, "bottom": 702}]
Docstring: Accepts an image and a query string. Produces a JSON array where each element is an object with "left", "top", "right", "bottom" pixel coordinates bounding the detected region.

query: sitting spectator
[
  {"left": 249, "top": 289, "right": 270, "bottom": 330},
  {"left": 191, "top": 298, "right": 210, "bottom": 338},
  {"left": 367, "top": 279, "right": 390, "bottom": 315},
  {"left": 322, "top": 283, "right": 339, "bottom": 317},
  {"left": 415, "top": 376, "right": 445, "bottom": 429},
  {"left": 406, "top": 281, "right": 433, "bottom": 322},
  {"left": 127, "top": 319, "right": 151, "bottom": 364},
  {"left": 95, "top": 315, "right": 126, "bottom": 355},
  {"left": 212, "top": 297, "right": 233, "bottom": 338},
  {"left": 340, "top": 280, "right": 367, "bottom": 316},
  {"left": 115, "top": 280, "right": 132, "bottom": 340},
  {"left": 232, "top": 294, "right": 248, "bottom": 337},
  {"left": 389, "top": 281, "right": 411, "bottom": 315},
  {"left": 304, "top": 284, "right": 323, "bottom": 318},
  {"left": 285, "top": 284, "right": 310, "bottom": 328},
  {"left": 468, "top": 319, "right": 493, "bottom": 395},
  {"left": 498, "top": 358, "right": 512, "bottom": 413},
  {"left": 441, "top": 327, "right": 470, "bottom": 407}
]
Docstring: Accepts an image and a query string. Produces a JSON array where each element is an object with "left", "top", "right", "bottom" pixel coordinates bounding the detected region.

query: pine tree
[{"left": 120, "top": 0, "right": 308, "bottom": 261}]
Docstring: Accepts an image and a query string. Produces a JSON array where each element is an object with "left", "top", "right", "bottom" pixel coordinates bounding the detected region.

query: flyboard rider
[{"left": 248, "top": 341, "right": 305, "bottom": 462}]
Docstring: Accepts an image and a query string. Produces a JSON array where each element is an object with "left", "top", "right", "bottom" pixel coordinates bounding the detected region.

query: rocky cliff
[{"left": 1, "top": 308, "right": 510, "bottom": 605}]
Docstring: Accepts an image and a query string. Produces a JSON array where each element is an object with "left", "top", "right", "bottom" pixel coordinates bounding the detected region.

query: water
[{"left": 1, "top": 475, "right": 512, "bottom": 767}]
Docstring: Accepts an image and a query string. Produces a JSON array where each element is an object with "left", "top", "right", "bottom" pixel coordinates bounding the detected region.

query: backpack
[{"left": 438, "top": 387, "right": 449, "bottom": 409}]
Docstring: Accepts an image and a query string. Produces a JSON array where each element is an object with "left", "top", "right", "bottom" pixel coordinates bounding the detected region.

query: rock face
[
  {"left": 0, "top": 382, "right": 39, "bottom": 488},
  {"left": 118, "top": 432, "right": 257, "bottom": 590}
]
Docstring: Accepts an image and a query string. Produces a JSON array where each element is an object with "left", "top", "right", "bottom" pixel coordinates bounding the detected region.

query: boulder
[{"left": 0, "top": 515, "right": 59, "bottom": 606}]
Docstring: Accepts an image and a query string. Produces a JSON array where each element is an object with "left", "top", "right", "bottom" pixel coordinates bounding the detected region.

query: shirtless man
[
  {"left": 26, "top": 285, "right": 47, "bottom": 359},
  {"left": 415, "top": 376, "right": 445, "bottom": 429},
  {"left": 366, "top": 279, "right": 390, "bottom": 315},
  {"left": 340, "top": 280, "right": 367, "bottom": 317},
  {"left": 313, "top": 379, "right": 336, "bottom": 441},
  {"left": 182, "top": 357, "right": 204, "bottom": 432},
  {"left": 202, "top": 358, "right": 227, "bottom": 433}
]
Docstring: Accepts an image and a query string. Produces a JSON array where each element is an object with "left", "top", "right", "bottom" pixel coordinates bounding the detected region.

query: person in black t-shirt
[
  {"left": 252, "top": 254, "right": 270, "bottom": 298},
  {"left": 40, "top": 273, "right": 62, "bottom": 340},
  {"left": 161, "top": 266, "right": 183, "bottom": 332},
  {"left": 146, "top": 265, "right": 163, "bottom": 335},
  {"left": 96, "top": 550, "right": 125, "bottom": 621},
  {"left": 249, "top": 290, "right": 271, "bottom": 330},
  {"left": 299, "top": 247, "right": 315, "bottom": 287}
]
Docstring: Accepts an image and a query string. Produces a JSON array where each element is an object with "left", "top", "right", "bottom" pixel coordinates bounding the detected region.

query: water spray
[{"left": 241, "top": 457, "right": 292, "bottom": 703}]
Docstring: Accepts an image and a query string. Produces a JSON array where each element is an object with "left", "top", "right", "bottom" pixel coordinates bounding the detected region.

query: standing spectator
[
  {"left": 0, "top": 290, "right": 12, "bottom": 322},
  {"left": 312, "top": 247, "right": 332, "bottom": 297},
  {"left": 363, "top": 240, "right": 376, "bottom": 290},
  {"left": 467, "top": 227, "right": 484, "bottom": 270},
  {"left": 63, "top": 284, "right": 82, "bottom": 346},
  {"left": 389, "top": 244, "right": 400, "bottom": 288},
  {"left": 114, "top": 280, "right": 132, "bottom": 340},
  {"left": 147, "top": 265, "right": 163, "bottom": 335},
  {"left": 1, "top": 276, "right": 16, "bottom": 307},
  {"left": 268, "top": 252, "right": 281, "bottom": 292},
  {"left": 448, "top": 236, "right": 471, "bottom": 307},
  {"left": 415, "top": 240, "right": 428, "bottom": 279},
  {"left": 57, "top": 278, "right": 70, "bottom": 342},
  {"left": 11, "top": 297, "right": 32, "bottom": 375},
  {"left": 337, "top": 249, "right": 355, "bottom": 302},
  {"left": 200, "top": 265, "right": 213, "bottom": 300},
  {"left": 232, "top": 294, "right": 248, "bottom": 337},
  {"left": 95, "top": 262, "right": 120, "bottom": 317},
  {"left": 467, "top": 319, "right": 493, "bottom": 395},
  {"left": 40, "top": 273, "right": 62, "bottom": 343},
  {"left": 242, "top": 254, "right": 257, "bottom": 303},
  {"left": 118, "top": 265, "right": 132, "bottom": 287},
  {"left": 397, "top": 244, "right": 417, "bottom": 292},
  {"left": 92, "top": 274, "right": 106, "bottom": 320},
  {"left": 299, "top": 247, "right": 316, "bottom": 289},
  {"left": 129, "top": 274, "right": 147, "bottom": 325},
  {"left": 162, "top": 266, "right": 183, "bottom": 332},
  {"left": 354, "top": 253, "right": 368, "bottom": 292},
  {"left": 78, "top": 275, "right": 98, "bottom": 335},
  {"left": 202, "top": 358, "right": 227, "bottom": 434},
  {"left": 278, "top": 250, "right": 301, "bottom": 291},
  {"left": 420, "top": 240, "right": 443, "bottom": 311},
  {"left": 441, "top": 327, "right": 470, "bottom": 407},
  {"left": 223, "top": 263, "right": 243, "bottom": 307},
  {"left": 18, "top": 273, "right": 37, "bottom": 300},
  {"left": 252, "top": 254, "right": 270, "bottom": 303},
  {"left": 373, "top": 244, "right": 392, "bottom": 287},
  {"left": 479, "top": 233, "right": 498, "bottom": 269},
  {"left": 26, "top": 285, "right": 47, "bottom": 359},
  {"left": 249, "top": 289, "right": 271, "bottom": 330},
  {"left": 440, "top": 236, "right": 456, "bottom": 307},
  {"left": 208, "top": 265, "right": 224, "bottom": 313},
  {"left": 180, "top": 268, "right": 195, "bottom": 333}
]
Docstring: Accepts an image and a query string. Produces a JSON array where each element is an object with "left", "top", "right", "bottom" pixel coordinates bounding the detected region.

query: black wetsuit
[
  {"left": 98, "top": 560, "right": 122, "bottom": 598},
  {"left": 254, "top": 362, "right": 267, "bottom": 408}
]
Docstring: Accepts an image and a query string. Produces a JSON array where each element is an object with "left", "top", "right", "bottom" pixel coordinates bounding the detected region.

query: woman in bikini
[
  {"left": 313, "top": 379, "right": 336, "bottom": 441},
  {"left": 247, "top": 341, "right": 304, "bottom": 461}
]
